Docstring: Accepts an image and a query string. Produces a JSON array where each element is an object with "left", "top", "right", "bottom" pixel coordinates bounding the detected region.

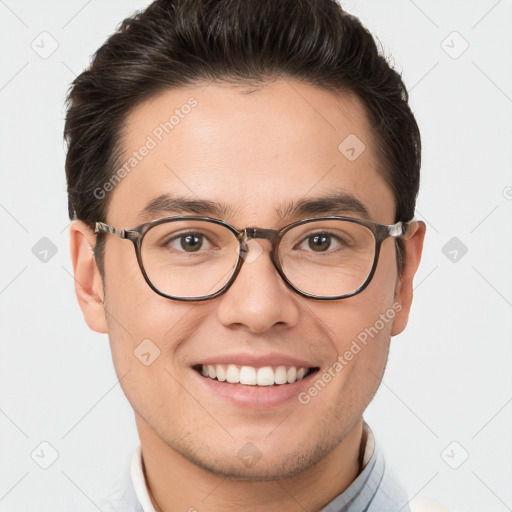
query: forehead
[{"left": 108, "top": 80, "right": 395, "bottom": 227}]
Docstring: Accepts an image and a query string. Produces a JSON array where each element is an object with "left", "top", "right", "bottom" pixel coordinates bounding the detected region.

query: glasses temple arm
[{"left": 94, "top": 221, "right": 127, "bottom": 239}]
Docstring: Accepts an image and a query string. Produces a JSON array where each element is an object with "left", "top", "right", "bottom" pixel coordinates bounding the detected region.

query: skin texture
[{"left": 70, "top": 80, "right": 425, "bottom": 512}]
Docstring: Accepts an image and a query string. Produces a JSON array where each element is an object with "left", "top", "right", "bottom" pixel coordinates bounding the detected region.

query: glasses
[{"left": 95, "top": 216, "right": 413, "bottom": 301}]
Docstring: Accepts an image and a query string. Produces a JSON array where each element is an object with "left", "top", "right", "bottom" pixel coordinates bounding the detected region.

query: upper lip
[{"left": 192, "top": 352, "right": 319, "bottom": 369}]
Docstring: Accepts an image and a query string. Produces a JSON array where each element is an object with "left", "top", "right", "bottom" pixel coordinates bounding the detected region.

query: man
[{"left": 64, "top": 1, "right": 449, "bottom": 510}]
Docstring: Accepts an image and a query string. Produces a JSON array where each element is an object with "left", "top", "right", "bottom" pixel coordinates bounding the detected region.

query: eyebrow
[
  {"left": 139, "top": 195, "right": 236, "bottom": 219},
  {"left": 138, "top": 190, "right": 370, "bottom": 222},
  {"left": 277, "top": 191, "right": 370, "bottom": 220}
]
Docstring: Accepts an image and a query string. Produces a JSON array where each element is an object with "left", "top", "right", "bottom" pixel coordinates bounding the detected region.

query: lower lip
[{"left": 193, "top": 368, "right": 318, "bottom": 408}]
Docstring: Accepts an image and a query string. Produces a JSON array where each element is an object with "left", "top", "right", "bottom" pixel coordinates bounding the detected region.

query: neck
[{"left": 136, "top": 417, "right": 365, "bottom": 512}]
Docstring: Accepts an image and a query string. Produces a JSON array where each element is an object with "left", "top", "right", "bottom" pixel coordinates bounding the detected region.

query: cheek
[
  {"left": 102, "top": 270, "right": 204, "bottom": 428},
  {"left": 317, "top": 295, "right": 394, "bottom": 368},
  {"left": 304, "top": 243, "right": 399, "bottom": 398},
  {"left": 101, "top": 244, "right": 199, "bottom": 375},
  {"left": 297, "top": 299, "right": 394, "bottom": 435},
  {"left": 318, "top": 244, "right": 398, "bottom": 347},
  {"left": 103, "top": 242, "right": 179, "bottom": 332}
]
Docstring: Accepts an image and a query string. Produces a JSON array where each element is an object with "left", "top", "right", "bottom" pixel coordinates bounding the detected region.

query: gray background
[{"left": 1, "top": 0, "right": 511, "bottom": 510}]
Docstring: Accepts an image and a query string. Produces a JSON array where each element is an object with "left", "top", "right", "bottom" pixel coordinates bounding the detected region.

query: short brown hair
[{"left": 64, "top": 0, "right": 421, "bottom": 274}]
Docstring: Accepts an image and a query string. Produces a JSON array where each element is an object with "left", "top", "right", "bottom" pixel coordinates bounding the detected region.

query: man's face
[{"left": 76, "top": 80, "right": 420, "bottom": 479}]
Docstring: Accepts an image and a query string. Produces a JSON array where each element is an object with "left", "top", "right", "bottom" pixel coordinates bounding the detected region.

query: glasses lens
[
  {"left": 279, "top": 219, "right": 376, "bottom": 297},
  {"left": 140, "top": 220, "right": 239, "bottom": 299}
]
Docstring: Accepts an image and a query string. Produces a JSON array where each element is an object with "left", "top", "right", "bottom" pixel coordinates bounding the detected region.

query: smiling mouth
[{"left": 193, "top": 364, "right": 319, "bottom": 386}]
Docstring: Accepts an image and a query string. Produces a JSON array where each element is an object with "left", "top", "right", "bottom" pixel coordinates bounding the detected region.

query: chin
[{"left": 170, "top": 433, "right": 336, "bottom": 481}]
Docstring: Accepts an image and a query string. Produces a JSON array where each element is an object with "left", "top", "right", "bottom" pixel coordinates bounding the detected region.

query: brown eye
[
  {"left": 308, "top": 234, "right": 331, "bottom": 252},
  {"left": 296, "top": 232, "right": 346, "bottom": 253},
  {"left": 164, "top": 232, "right": 213, "bottom": 253},
  {"left": 180, "top": 234, "right": 203, "bottom": 252}
]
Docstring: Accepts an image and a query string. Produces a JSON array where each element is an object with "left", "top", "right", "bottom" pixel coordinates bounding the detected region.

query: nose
[{"left": 216, "top": 239, "right": 300, "bottom": 333}]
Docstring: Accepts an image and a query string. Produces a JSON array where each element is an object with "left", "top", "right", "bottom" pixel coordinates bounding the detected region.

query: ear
[
  {"left": 69, "top": 220, "right": 108, "bottom": 334},
  {"left": 391, "top": 221, "right": 426, "bottom": 336}
]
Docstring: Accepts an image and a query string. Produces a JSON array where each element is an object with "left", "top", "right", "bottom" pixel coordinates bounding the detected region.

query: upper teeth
[{"left": 200, "top": 364, "right": 308, "bottom": 386}]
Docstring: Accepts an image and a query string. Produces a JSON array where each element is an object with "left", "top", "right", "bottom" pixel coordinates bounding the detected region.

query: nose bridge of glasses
[{"left": 238, "top": 227, "right": 280, "bottom": 245}]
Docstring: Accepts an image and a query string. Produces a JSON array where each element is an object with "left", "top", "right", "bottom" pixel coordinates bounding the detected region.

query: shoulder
[{"left": 409, "top": 495, "right": 458, "bottom": 512}]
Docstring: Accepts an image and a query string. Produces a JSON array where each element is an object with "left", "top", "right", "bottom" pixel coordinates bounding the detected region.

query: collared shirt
[{"left": 101, "top": 424, "right": 449, "bottom": 512}]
